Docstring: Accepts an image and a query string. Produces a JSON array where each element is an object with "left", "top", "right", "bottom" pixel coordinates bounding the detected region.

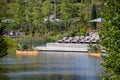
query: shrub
[{"left": 88, "top": 44, "right": 101, "bottom": 53}]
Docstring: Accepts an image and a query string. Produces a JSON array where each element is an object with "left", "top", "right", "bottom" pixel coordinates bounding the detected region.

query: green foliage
[
  {"left": 17, "top": 35, "right": 59, "bottom": 48},
  {"left": 17, "top": 44, "right": 34, "bottom": 51},
  {"left": 99, "top": 0, "right": 120, "bottom": 79},
  {"left": 42, "top": 0, "right": 53, "bottom": 16},
  {"left": 78, "top": 26, "right": 86, "bottom": 36},
  {"left": 0, "top": 0, "right": 103, "bottom": 37},
  {"left": 5, "top": 38, "right": 16, "bottom": 48},
  {"left": 0, "top": 0, "right": 104, "bottom": 58},
  {"left": 0, "top": 27, "right": 8, "bottom": 58},
  {"left": 88, "top": 44, "right": 101, "bottom": 53},
  {"left": 0, "top": 1, "right": 9, "bottom": 58},
  {"left": 0, "top": 36, "right": 8, "bottom": 58},
  {"left": 17, "top": 43, "right": 23, "bottom": 50}
]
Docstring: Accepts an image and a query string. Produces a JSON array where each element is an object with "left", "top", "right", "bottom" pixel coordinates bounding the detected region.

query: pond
[{"left": 0, "top": 52, "right": 103, "bottom": 80}]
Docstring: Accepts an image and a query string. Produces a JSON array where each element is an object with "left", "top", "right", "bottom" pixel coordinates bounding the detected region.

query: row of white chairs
[{"left": 58, "top": 36, "right": 99, "bottom": 44}]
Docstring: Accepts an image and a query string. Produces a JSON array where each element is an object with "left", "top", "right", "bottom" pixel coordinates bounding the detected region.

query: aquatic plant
[{"left": 88, "top": 44, "right": 101, "bottom": 53}]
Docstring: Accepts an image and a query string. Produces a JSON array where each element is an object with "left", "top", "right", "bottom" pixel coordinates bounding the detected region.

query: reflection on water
[
  {"left": 0, "top": 66, "right": 9, "bottom": 80},
  {"left": 0, "top": 52, "right": 103, "bottom": 80}
]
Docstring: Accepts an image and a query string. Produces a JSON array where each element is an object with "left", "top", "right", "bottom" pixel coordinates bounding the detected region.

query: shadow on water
[
  {"left": 0, "top": 65, "right": 9, "bottom": 80},
  {"left": 0, "top": 52, "right": 103, "bottom": 80}
]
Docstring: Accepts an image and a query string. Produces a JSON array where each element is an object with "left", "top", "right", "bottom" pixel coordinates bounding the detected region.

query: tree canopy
[
  {"left": 0, "top": 0, "right": 104, "bottom": 58},
  {"left": 0, "top": 0, "right": 103, "bottom": 36}
]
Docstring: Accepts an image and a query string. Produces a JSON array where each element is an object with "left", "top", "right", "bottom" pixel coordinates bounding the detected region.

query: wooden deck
[{"left": 35, "top": 43, "right": 88, "bottom": 52}]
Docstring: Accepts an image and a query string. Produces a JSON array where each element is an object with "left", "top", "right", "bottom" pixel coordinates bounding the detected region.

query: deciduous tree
[{"left": 99, "top": 0, "right": 120, "bottom": 79}]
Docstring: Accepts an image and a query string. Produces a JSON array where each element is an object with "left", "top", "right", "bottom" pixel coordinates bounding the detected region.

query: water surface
[{"left": 0, "top": 52, "right": 103, "bottom": 80}]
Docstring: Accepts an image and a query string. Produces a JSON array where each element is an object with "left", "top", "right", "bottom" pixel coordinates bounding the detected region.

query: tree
[
  {"left": 91, "top": 4, "right": 97, "bottom": 29},
  {"left": 60, "top": 0, "right": 80, "bottom": 31},
  {"left": 99, "top": 0, "right": 120, "bottom": 79},
  {"left": 0, "top": 0, "right": 8, "bottom": 58},
  {"left": 0, "top": 27, "right": 8, "bottom": 58},
  {"left": 41, "top": 0, "right": 53, "bottom": 33}
]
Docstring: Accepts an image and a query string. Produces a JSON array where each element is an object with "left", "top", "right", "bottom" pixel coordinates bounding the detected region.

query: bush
[
  {"left": 17, "top": 44, "right": 34, "bottom": 51},
  {"left": 88, "top": 44, "right": 101, "bottom": 53},
  {"left": 0, "top": 36, "right": 8, "bottom": 58},
  {"left": 5, "top": 38, "right": 16, "bottom": 48}
]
